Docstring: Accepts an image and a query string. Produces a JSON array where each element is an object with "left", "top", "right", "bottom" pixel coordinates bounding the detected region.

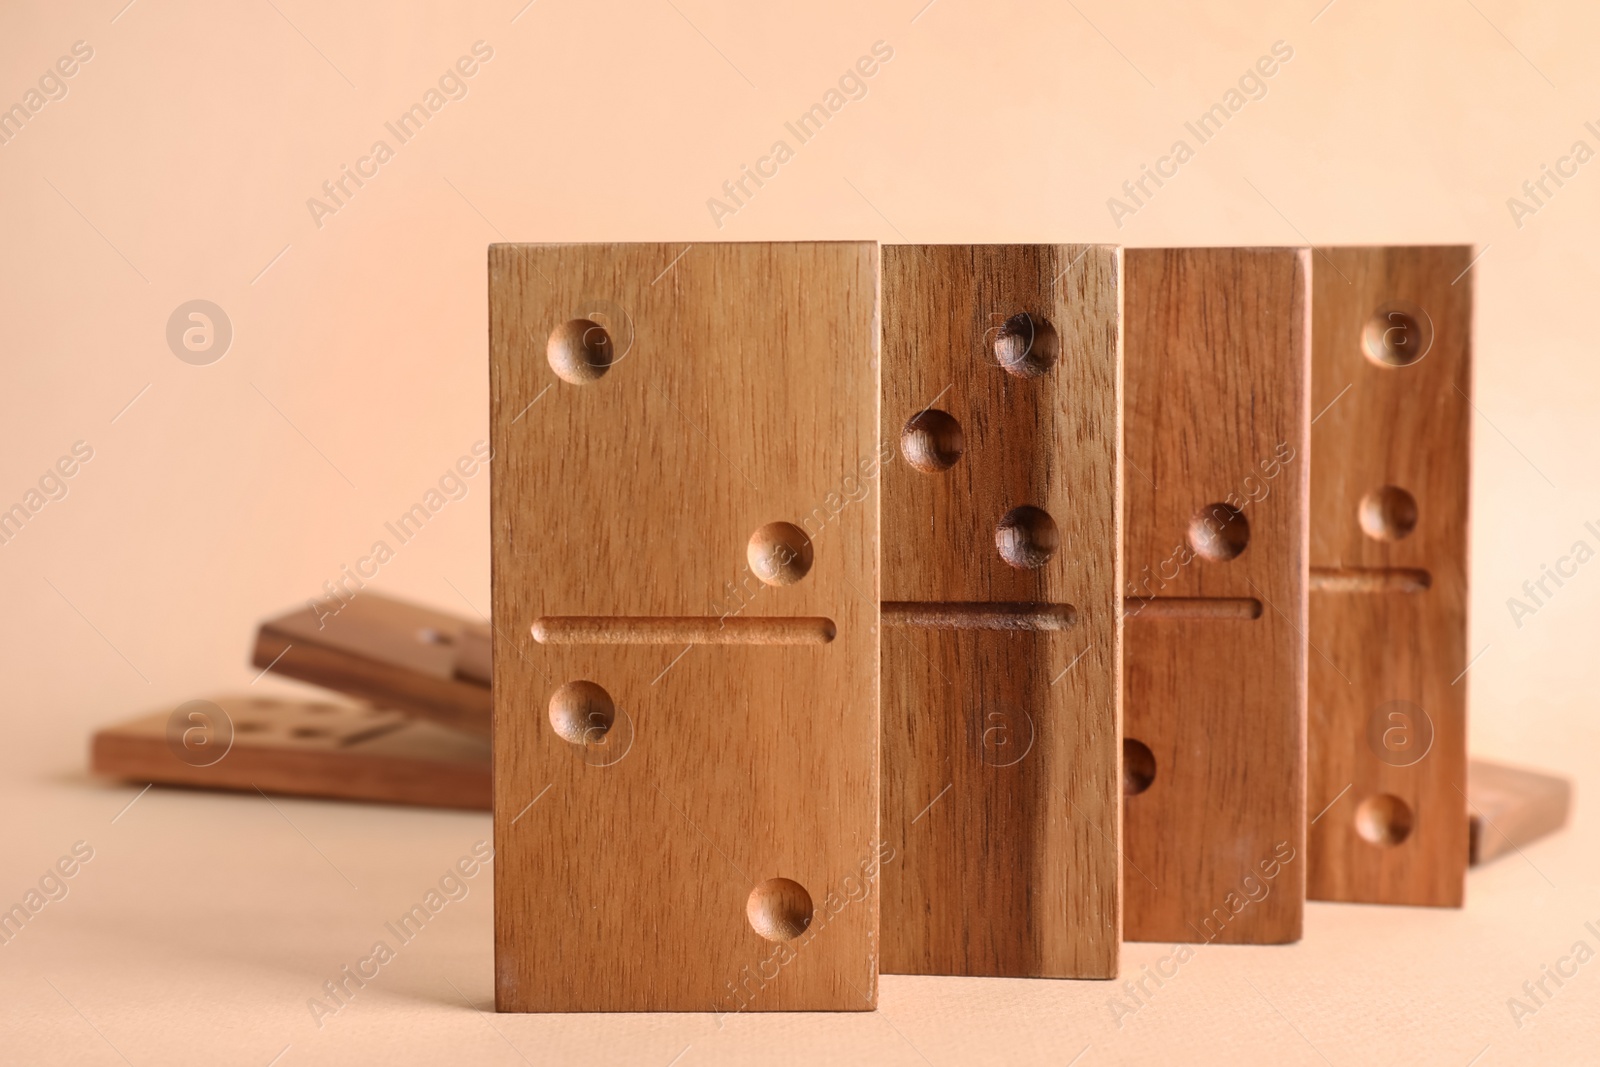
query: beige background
[{"left": 2, "top": 0, "right": 1596, "bottom": 1063}]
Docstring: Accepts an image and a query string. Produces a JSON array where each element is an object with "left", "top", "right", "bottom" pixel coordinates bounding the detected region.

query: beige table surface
[{"left": 3, "top": 1, "right": 1597, "bottom": 1063}]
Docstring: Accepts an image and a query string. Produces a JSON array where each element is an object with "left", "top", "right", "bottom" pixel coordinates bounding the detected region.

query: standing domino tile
[
  {"left": 1122, "top": 247, "right": 1310, "bottom": 945},
  {"left": 879, "top": 245, "right": 1123, "bottom": 979},
  {"left": 1306, "top": 246, "right": 1472, "bottom": 906},
  {"left": 489, "top": 242, "right": 881, "bottom": 1012}
]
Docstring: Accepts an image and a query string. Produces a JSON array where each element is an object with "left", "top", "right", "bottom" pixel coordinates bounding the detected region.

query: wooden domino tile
[
  {"left": 878, "top": 244, "right": 1122, "bottom": 978},
  {"left": 1307, "top": 247, "right": 1473, "bottom": 906},
  {"left": 252, "top": 593, "right": 490, "bottom": 738},
  {"left": 90, "top": 695, "right": 490, "bottom": 809},
  {"left": 1468, "top": 759, "right": 1572, "bottom": 867},
  {"left": 1122, "top": 247, "right": 1310, "bottom": 945},
  {"left": 489, "top": 242, "right": 881, "bottom": 1012}
]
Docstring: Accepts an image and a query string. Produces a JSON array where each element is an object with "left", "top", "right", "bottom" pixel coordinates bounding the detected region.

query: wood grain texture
[
  {"left": 90, "top": 695, "right": 490, "bottom": 809},
  {"left": 490, "top": 243, "right": 880, "bottom": 1013},
  {"left": 879, "top": 245, "right": 1121, "bottom": 979},
  {"left": 1469, "top": 759, "right": 1572, "bottom": 867},
  {"left": 1122, "top": 247, "right": 1309, "bottom": 945},
  {"left": 1307, "top": 246, "right": 1472, "bottom": 907},
  {"left": 252, "top": 594, "right": 490, "bottom": 738}
]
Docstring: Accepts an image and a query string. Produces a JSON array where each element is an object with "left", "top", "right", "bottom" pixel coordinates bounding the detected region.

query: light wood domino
[
  {"left": 1122, "top": 247, "right": 1309, "bottom": 945},
  {"left": 489, "top": 242, "right": 881, "bottom": 1012}
]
